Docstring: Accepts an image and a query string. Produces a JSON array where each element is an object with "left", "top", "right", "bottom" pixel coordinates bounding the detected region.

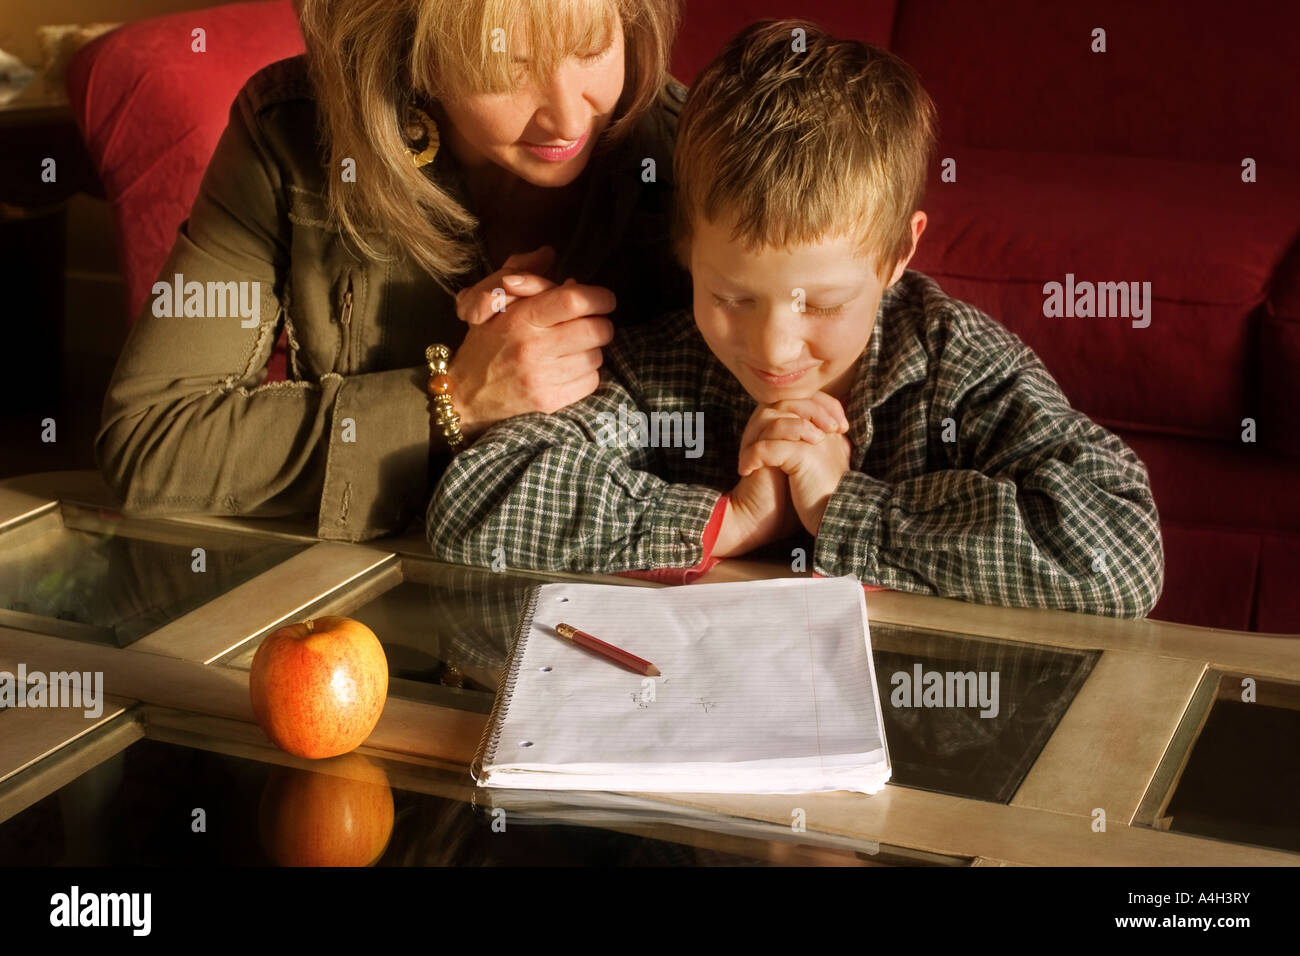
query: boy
[{"left": 426, "top": 20, "right": 1164, "bottom": 618}]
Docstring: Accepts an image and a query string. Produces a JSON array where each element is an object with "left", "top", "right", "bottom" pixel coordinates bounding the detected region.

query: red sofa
[{"left": 68, "top": 0, "right": 1300, "bottom": 633}]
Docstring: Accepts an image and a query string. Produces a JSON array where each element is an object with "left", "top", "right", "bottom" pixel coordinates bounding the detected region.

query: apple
[
  {"left": 249, "top": 616, "right": 388, "bottom": 759},
  {"left": 259, "top": 754, "right": 395, "bottom": 866}
]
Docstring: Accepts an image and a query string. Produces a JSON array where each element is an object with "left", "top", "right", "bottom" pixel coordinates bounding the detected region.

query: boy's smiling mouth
[{"left": 747, "top": 363, "right": 817, "bottom": 387}]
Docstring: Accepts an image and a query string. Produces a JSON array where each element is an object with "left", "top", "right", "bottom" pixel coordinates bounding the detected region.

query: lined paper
[{"left": 479, "top": 577, "right": 891, "bottom": 794}]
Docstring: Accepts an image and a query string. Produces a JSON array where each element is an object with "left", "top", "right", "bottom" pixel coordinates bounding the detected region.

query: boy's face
[{"left": 688, "top": 213, "right": 926, "bottom": 405}]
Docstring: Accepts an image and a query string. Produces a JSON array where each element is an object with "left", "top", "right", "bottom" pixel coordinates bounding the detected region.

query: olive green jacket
[{"left": 96, "top": 55, "right": 690, "bottom": 542}]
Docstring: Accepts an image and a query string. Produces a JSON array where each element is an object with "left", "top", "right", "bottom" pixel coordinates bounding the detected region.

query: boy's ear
[{"left": 887, "top": 211, "right": 928, "bottom": 288}]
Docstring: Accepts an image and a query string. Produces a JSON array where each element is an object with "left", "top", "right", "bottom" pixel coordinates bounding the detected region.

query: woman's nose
[{"left": 533, "top": 63, "right": 590, "bottom": 141}]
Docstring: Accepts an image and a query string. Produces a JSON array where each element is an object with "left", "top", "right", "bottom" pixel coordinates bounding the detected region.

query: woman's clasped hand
[{"left": 446, "top": 245, "right": 617, "bottom": 438}]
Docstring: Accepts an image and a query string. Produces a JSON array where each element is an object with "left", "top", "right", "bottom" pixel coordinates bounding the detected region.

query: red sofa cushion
[
  {"left": 910, "top": 148, "right": 1300, "bottom": 446},
  {"left": 1123, "top": 433, "right": 1300, "bottom": 537},
  {"left": 1261, "top": 241, "right": 1300, "bottom": 458},
  {"left": 1150, "top": 523, "right": 1261, "bottom": 631},
  {"left": 1256, "top": 536, "right": 1300, "bottom": 634},
  {"left": 1121, "top": 431, "right": 1300, "bottom": 632}
]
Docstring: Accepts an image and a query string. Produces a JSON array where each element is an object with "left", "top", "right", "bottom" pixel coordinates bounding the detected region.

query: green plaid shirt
[{"left": 427, "top": 271, "right": 1164, "bottom": 618}]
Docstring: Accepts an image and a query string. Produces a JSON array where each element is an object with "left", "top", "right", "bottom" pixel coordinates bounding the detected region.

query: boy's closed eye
[{"left": 710, "top": 293, "right": 848, "bottom": 316}]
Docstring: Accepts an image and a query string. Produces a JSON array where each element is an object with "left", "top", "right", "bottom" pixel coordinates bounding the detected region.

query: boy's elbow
[
  {"left": 1098, "top": 514, "right": 1165, "bottom": 619},
  {"left": 424, "top": 494, "right": 464, "bottom": 562},
  {"left": 1105, "top": 568, "right": 1162, "bottom": 619},
  {"left": 1124, "top": 537, "right": 1165, "bottom": 619},
  {"left": 424, "top": 490, "right": 507, "bottom": 571}
]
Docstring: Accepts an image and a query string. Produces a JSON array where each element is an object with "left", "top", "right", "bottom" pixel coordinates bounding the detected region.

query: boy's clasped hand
[{"left": 717, "top": 395, "right": 852, "bottom": 558}]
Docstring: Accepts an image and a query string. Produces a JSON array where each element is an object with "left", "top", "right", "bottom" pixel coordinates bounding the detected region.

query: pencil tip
[{"left": 647, "top": 665, "right": 661, "bottom": 676}]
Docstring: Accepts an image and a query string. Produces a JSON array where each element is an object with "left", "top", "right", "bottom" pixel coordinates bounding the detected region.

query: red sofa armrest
[{"left": 65, "top": 0, "right": 304, "bottom": 326}]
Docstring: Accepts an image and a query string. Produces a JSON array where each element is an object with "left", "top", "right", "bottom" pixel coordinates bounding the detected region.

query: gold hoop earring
[{"left": 405, "top": 106, "right": 440, "bottom": 168}]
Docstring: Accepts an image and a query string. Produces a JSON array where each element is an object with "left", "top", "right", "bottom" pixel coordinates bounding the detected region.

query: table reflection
[{"left": 0, "top": 734, "right": 934, "bottom": 866}]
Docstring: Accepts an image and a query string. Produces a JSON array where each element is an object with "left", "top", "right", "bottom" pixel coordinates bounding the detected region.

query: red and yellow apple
[
  {"left": 249, "top": 616, "right": 388, "bottom": 759},
  {"left": 259, "top": 753, "right": 395, "bottom": 866}
]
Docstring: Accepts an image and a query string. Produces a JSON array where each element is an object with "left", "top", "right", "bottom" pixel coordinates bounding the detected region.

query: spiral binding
[{"left": 469, "top": 583, "right": 543, "bottom": 784}]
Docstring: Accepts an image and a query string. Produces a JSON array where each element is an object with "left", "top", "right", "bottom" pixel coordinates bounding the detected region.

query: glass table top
[
  {"left": 869, "top": 623, "right": 1097, "bottom": 803},
  {"left": 0, "top": 712, "right": 966, "bottom": 866},
  {"left": 1158, "top": 672, "right": 1300, "bottom": 854},
  {"left": 0, "top": 504, "right": 307, "bottom": 647}
]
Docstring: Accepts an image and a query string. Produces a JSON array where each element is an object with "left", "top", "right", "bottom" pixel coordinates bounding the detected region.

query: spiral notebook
[{"left": 471, "top": 576, "right": 891, "bottom": 794}]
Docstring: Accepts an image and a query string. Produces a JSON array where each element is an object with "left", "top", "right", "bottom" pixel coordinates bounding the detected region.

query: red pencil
[{"left": 554, "top": 623, "right": 661, "bottom": 676}]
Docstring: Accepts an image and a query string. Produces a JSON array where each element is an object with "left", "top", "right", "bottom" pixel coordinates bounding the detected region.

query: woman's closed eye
[
  {"left": 510, "top": 44, "right": 610, "bottom": 82},
  {"left": 578, "top": 44, "right": 614, "bottom": 64}
]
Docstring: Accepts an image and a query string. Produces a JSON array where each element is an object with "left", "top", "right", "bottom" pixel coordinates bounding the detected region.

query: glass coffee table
[{"left": 2, "top": 471, "right": 1297, "bottom": 866}]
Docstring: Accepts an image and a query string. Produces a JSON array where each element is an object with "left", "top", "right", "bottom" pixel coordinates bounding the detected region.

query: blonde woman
[{"left": 97, "top": 0, "right": 686, "bottom": 541}]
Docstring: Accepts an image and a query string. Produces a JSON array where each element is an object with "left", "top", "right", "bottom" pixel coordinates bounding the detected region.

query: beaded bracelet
[{"left": 425, "top": 344, "right": 466, "bottom": 453}]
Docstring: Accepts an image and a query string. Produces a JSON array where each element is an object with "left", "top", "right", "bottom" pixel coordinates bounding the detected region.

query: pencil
[{"left": 554, "top": 623, "right": 661, "bottom": 676}]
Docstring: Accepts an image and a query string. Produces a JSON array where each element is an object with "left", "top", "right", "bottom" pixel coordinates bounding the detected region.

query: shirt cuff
[
  {"left": 317, "top": 365, "right": 431, "bottom": 541},
  {"left": 616, "top": 491, "right": 728, "bottom": 585},
  {"left": 813, "top": 470, "right": 892, "bottom": 582}
]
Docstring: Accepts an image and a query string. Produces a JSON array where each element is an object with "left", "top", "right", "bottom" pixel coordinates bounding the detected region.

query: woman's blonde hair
[
  {"left": 672, "top": 19, "right": 937, "bottom": 284},
  {"left": 295, "top": 0, "right": 681, "bottom": 291}
]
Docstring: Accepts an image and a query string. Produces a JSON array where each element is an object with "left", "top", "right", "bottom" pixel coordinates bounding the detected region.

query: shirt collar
[{"left": 845, "top": 274, "right": 929, "bottom": 458}]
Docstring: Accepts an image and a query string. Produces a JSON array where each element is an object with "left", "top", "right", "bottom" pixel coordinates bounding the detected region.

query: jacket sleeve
[
  {"left": 814, "top": 345, "right": 1165, "bottom": 618},
  {"left": 426, "top": 376, "right": 724, "bottom": 574},
  {"left": 94, "top": 89, "right": 432, "bottom": 541}
]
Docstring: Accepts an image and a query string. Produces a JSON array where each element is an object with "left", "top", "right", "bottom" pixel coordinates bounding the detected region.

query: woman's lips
[
  {"left": 521, "top": 130, "right": 589, "bottom": 162},
  {"left": 748, "top": 363, "right": 816, "bottom": 387}
]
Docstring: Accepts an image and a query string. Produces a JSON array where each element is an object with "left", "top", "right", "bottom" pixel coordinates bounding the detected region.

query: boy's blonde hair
[
  {"left": 296, "top": 0, "right": 681, "bottom": 292},
  {"left": 672, "top": 19, "right": 937, "bottom": 283}
]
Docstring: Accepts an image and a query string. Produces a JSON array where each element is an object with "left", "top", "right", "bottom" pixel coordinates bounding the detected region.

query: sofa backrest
[
  {"left": 671, "top": 0, "right": 897, "bottom": 81},
  {"left": 891, "top": 0, "right": 1300, "bottom": 171},
  {"left": 889, "top": 0, "right": 1300, "bottom": 454}
]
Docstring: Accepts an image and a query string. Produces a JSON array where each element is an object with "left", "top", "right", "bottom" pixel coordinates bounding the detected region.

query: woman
[{"left": 96, "top": 0, "right": 687, "bottom": 542}]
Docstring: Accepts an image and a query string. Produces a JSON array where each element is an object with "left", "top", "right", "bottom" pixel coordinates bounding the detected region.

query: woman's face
[{"left": 437, "top": 8, "right": 626, "bottom": 189}]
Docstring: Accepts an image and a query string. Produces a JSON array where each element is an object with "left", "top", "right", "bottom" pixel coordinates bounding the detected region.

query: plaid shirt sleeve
[
  {"left": 815, "top": 309, "right": 1165, "bottom": 618},
  {"left": 425, "top": 371, "right": 724, "bottom": 574}
]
